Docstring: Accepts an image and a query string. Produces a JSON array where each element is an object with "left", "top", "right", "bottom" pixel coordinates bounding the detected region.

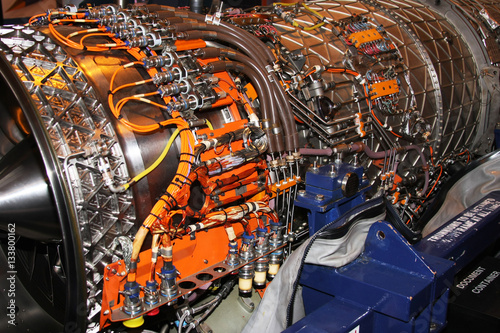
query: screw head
[{"left": 315, "top": 194, "right": 324, "bottom": 201}]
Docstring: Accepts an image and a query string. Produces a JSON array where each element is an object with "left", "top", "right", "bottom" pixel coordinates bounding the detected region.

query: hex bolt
[{"left": 315, "top": 194, "right": 324, "bottom": 201}]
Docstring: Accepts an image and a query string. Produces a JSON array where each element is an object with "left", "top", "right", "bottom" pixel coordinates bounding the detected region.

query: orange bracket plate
[{"left": 104, "top": 243, "right": 286, "bottom": 323}]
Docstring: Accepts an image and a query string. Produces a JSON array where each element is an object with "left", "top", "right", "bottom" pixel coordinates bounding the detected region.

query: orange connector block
[
  {"left": 348, "top": 28, "right": 383, "bottom": 48},
  {"left": 369, "top": 79, "right": 399, "bottom": 100}
]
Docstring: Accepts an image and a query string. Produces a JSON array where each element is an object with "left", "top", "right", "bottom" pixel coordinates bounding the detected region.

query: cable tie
[
  {"left": 174, "top": 174, "right": 191, "bottom": 186},
  {"left": 149, "top": 212, "right": 162, "bottom": 221},
  {"left": 163, "top": 191, "right": 178, "bottom": 208},
  {"left": 178, "top": 128, "right": 193, "bottom": 134},
  {"left": 158, "top": 197, "right": 173, "bottom": 210},
  {"left": 174, "top": 173, "right": 189, "bottom": 180},
  {"left": 238, "top": 204, "right": 247, "bottom": 214},
  {"left": 228, "top": 131, "right": 236, "bottom": 142},
  {"left": 168, "top": 179, "right": 182, "bottom": 189},
  {"left": 216, "top": 159, "right": 224, "bottom": 173},
  {"left": 179, "top": 160, "right": 194, "bottom": 167}
]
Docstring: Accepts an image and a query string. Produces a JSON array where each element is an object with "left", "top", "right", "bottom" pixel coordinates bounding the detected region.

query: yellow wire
[
  {"left": 274, "top": 3, "right": 325, "bottom": 30},
  {"left": 123, "top": 129, "right": 180, "bottom": 190},
  {"left": 302, "top": 3, "right": 323, "bottom": 18},
  {"left": 274, "top": 2, "right": 297, "bottom": 6},
  {"left": 206, "top": 120, "right": 214, "bottom": 130},
  {"left": 304, "top": 22, "right": 325, "bottom": 31}
]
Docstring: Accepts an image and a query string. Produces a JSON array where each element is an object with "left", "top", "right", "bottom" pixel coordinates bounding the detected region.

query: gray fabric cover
[
  {"left": 242, "top": 210, "right": 386, "bottom": 333},
  {"left": 423, "top": 153, "right": 500, "bottom": 237}
]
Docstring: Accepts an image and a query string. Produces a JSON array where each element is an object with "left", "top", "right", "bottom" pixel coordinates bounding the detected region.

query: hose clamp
[{"left": 205, "top": 14, "right": 221, "bottom": 26}]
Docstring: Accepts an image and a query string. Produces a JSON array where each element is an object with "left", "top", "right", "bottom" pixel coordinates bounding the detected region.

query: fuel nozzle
[
  {"left": 238, "top": 232, "right": 255, "bottom": 297},
  {"left": 253, "top": 227, "right": 270, "bottom": 288},
  {"left": 268, "top": 221, "right": 284, "bottom": 280}
]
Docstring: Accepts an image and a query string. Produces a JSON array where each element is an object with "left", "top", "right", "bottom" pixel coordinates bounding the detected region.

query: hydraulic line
[
  {"left": 194, "top": 127, "right": 259, "bottom": 161},
  {"left": 203, "top": 60, "right": 284, "bottom": 153},
  {"left": 180, "top": 33, "right": 289, "bottom": 150},
  {"left": 168, "top": 16, "right": 299, "bottom": 149},
  {"left": 335, "top": 142, "right": 430, "bottom": 196},
  {"left": 216, "top": 47, "right": 297, "bottom": 152},
  {"left": 168, "top": 12, "right": 275, "bottom": 67},
  {"left": 198, "top": 55, "right": 288, "bottom": 152}
]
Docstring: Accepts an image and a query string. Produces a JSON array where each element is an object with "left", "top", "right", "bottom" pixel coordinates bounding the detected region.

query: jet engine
[{"left": 0, "top": 0, "right": 499, "bottom": 332}]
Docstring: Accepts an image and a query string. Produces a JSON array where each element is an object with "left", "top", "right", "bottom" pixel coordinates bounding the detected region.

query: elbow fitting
[{"left": 98, "top": 157, "right": 126, "bottom": 193}]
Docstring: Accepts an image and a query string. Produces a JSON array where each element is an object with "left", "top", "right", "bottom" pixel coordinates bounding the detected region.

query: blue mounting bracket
[
  {"left": 295, "top": 163, "right": 371, "bottom": 235},
  {"left": 287, "top": 191, "right": 500, "bottom": 333}
]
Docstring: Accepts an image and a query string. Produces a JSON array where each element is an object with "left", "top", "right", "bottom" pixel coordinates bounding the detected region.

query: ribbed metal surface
[
  {"left": 273, "top": 0, "right": 483, "bottom": 160},
  {"left": 0, "top": 25, "right": 135, "bottom": 322},
  {"left": 376, "top": 0, "right": 481, "bottom": 157}
]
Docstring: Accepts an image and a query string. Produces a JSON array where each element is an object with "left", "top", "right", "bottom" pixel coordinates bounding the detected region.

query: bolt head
[{"left": 315, "top": 194, "right": 324, "bottom": 201}]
